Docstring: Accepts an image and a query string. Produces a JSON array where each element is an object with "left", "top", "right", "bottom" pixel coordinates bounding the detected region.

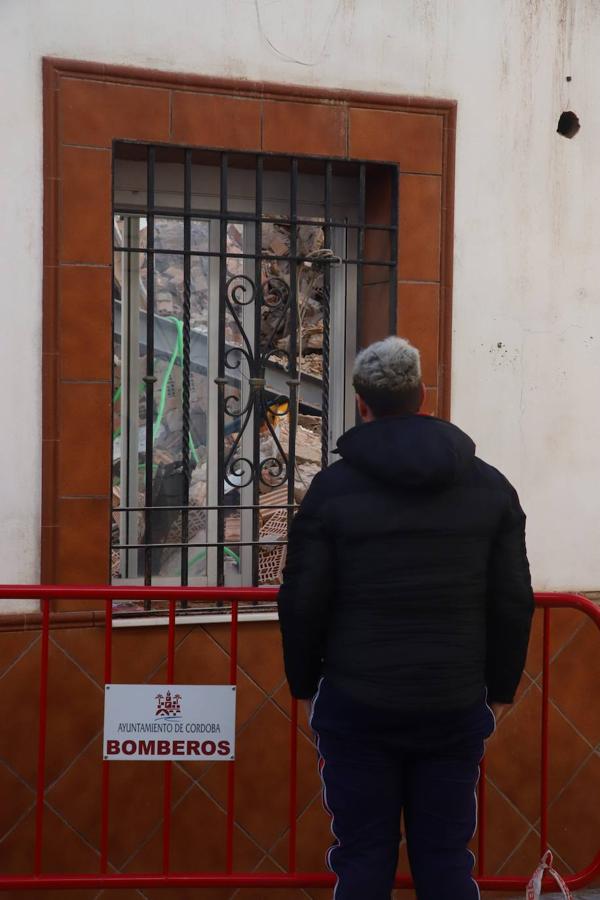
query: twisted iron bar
[{"left": 222, "top": 275, "right": 291, "bottom": 490}]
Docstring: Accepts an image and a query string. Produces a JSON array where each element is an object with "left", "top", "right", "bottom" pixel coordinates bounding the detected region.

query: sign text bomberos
[{"left": 103, "top": 684, "right": 236, "bottom": 761}]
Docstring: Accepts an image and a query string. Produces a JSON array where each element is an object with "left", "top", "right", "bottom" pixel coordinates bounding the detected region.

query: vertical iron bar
[
  {"left": 252, "top": 158, "right": 263, "bottom": 587},
  {"left": 389, "top": 166, "right": 399, "bottom": 336},
  {"left": 226, "top": 597, "right": 239, "bottom": 871},
  {"left": 286, "top": 160, "right": 300, "bottom": 871},
  {"left": 123, "top": 217, "right": 142, "bottom": 581},
  {"left": 321, "top": 161, "right": 332, "bottom": 469},
  {"left": 287, "top": 160, "right": 299, "bottom": 534},
  {"left": 34, "top": 596, "right": 50, "bottom": 876},
  {"left": 540, "top": 608, "right": 551, "bottom": 854},
  {"left": 217, "top": 154, "right": 229, "bottom": 586},
  {"left": 100, "top": 598, "right": 113, "bottom": 873},
  {"left": 162, "top": 597, "right": 176, "bottom": 873},
  {"left": 357, "top": 164, "right": 366, "bottom": 357},
  {"left": 181, "top": 150, "right": 192, "bottom": 599},
  {"left": 123, "top": 218, "right": 132, "bottom": 579},
  {"left": 143, "top": 146, "right": 156, "bottom": 604}
]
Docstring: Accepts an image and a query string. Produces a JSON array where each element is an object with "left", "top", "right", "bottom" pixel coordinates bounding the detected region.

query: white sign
[{"left": 103, "top": 684, "right": 236, "bottom": 761}]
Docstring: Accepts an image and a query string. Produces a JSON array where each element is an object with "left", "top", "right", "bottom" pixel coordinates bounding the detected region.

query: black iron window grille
[{"left": 112, "top": 144, "right": 397, "bottom": 616}]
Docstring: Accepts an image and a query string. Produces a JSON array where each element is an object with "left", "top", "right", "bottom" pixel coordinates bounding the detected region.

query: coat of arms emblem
[{"left": 155, "top": 690, "right": 182, "bottom": 718}]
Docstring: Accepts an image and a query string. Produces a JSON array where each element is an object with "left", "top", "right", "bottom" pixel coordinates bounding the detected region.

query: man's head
[{"left": 352, "top": 336, "right": 424, "bottom": 421}]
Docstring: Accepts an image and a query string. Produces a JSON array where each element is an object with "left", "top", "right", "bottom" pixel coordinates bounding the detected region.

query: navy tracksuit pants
[{"left": 310, "top": 678, "right": 496, "bottom": 900}]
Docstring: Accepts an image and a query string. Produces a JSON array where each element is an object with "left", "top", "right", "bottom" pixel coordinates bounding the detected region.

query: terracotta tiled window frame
[{"left": 41, "top": 56, "right": 456, "bottom": 598}]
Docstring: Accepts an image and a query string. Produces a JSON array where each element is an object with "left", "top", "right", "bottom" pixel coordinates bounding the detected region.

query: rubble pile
[{"left": 113, "top": 215, "right": 327, "bottom": 586}]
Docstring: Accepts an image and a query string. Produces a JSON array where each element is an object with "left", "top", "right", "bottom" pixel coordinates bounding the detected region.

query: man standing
[{"left": 278, "top": 336, "right": 533, "bottom": 900}]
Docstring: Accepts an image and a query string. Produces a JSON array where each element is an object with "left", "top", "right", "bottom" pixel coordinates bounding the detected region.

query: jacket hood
[{"left": 336, "top": 415, "right": 476, "bottom": 489}]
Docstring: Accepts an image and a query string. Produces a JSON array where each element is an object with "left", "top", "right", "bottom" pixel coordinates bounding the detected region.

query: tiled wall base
[{"left": 0, "top": 611, "right": 597, "bottom": 899}]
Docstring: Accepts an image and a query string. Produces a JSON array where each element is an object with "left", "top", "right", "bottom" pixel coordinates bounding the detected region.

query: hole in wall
[{"left": 557, "top": 111, "right": 580, "bottom": 139}]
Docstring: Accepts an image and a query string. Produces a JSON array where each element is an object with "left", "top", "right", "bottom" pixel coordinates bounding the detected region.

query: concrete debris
[{"left": 114, "top": 217, "right": 330, "bottom": 583}]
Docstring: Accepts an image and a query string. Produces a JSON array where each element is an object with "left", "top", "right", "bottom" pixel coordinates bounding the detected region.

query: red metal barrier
[{"left": 0, "top": 586, "right": 598, "bottom": 892}]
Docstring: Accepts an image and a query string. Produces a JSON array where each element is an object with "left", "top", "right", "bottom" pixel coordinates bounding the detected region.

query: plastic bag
[{"left": 526, "top": 850, "right": 573, "bottom": 899}]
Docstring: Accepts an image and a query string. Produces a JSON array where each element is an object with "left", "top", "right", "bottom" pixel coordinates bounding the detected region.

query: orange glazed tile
[
  {"left": 349, "top": 108, "right": 443, "bottom": 174},
  {"left": 525, "top": 606, "right": 585, "bottom": 680},
  {"left": 42, "top": 260, "right": 59, "bottom": 352},
  {"left": 42, "top": 435, "right": 59, "bottom": 529},
  {"left": 44, "top": 640, "right": 104, "bottom": 785},
  {"left": 0, "top": 762, "right": 34, "bottom": 839},
  {"left": 40, "top": 519, "right": 58, "bottom": 577},
  {"left": 42, "top": 352, "right": 58, "bottom": 440},
  {"left": 41, "top": 805, "right": 101, "bottom": 876},
  {"left": 398, "top": 175, "right": 442, "bottom": 282},
  {"left": 51, "top": 625, "right": 106, "bottom": 687},
  {"left": 262, "top": 100, "right": 346, "bottom": 157},
  {"left": 110, "top": 623, "right": 181, "bottom": 684},
  {"left": 56, "top": 497, "right": 111, "bottom": 587},
  {"left": 60, "top": 77, "right": 170, "bottom": 147},
  {"left": 47, "top": 735, "right": 189, "bottom": 869},
  {"left": 0, "top": 630, "right": 39, "bottom": 678},
  {"left": 148, "top": 627, "right": 264, "bottom": 731},
  {"left": 149, "top": 624, "right": 230, "bottom": 685},
  {"left": 397, "top": 282, "right": 440, "bottom": 385},
  {"left": 486, "top": 684, "right": 590, "bottom": 825},
  {"left": 486, "top": 686, "right": 542, "bottom": 825},
  {"left": 201, "top": 700, "right": 307, "bottom": 850},
  {"left": 60, "top": 147, "right": 111, "bottom": 265},
  {"left": 59, "top": 265, "right": 112, "bottom": 381},
  {"left": 0, "top": 640, "right": 41, "bottom": 786},
  {"left": 234, "top": 855, "right": 308, "bottom": 900},
  {"left": 548, "top": 752, "right": 600, "bottom": 874},
  {"left": 550, "top": 618, "right": 600, "bottom": 745},
  {"left": 524, "top": 608, "right": 544, "bottom": 678},
  {"left": 172, "top": 91, "right": 261, "bottom": 150},
  {"left": 0, "top": 806, "right": 35, "bottom": 877},
  {"left": 0, "top": 803, "right": 98, "bottom": 886},
  {"left": 272, "top": 681, "right": 314, "bottom": 740},
  {"left": 271, "top": 793, "right": 332, "bottom": 872},
  {"left": 236, "top": 620, "right": 286, "bottom": 694},
  {"left": 58, "top": 381, "right": 112, "bottom": 497},
  {"left": 480, "top": 780, "right": 530, "bottom": 875},
  {"left": 496, "top": 828, "right": 546, "bottom": 877},
  {"left": 127, "top": 786, "right": 261, "bottom": 896},
  {"left": 545, "top": 699, "right": 593, "bottom": 811}
]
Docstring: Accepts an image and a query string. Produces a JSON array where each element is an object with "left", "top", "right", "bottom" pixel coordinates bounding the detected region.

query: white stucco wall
[{"left": 1, "top": 0, "right": 599, "bottom": 590}]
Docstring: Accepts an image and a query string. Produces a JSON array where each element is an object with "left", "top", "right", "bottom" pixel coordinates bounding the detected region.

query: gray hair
[{"left": 353, "top": 336, "right": 421, "bottom": 396}]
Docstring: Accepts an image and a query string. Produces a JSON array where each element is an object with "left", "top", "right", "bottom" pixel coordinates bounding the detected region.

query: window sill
[{"left": 112, "top": 607, "right": 279, "bottom": 628}]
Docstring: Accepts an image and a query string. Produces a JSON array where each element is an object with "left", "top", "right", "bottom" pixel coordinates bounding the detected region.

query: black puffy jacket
[{"left": 277, "top": 414, "right": 534, "bottom": 711}]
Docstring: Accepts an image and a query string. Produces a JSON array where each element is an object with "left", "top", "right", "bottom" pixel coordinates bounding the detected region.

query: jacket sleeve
[
  {"left": 486, "top": 484, "right": 534, "bottom": 704},
  {"left": 277, "top": 474, "right": 334, "bottom": 699}
]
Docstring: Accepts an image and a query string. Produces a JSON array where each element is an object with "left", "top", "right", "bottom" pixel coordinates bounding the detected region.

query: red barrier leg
[
  {"left": 226, "top": 597, "right": 239, "bottom": 873},
  {"left": 162, "top": 596, "right": 177, "bottom": 873},
  {"left": 34, "top": 596, "right": 50, "bottom": 875},
  {"left": 100, "top": 596, "right": 113, "bottom": 872},
  {"left": 540, "top": 607, "right": 550, "bottom": 854}
]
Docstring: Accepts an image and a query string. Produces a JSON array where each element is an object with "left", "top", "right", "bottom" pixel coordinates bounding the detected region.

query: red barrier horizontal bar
[
  {"left": 0, "top": 585, "right": 278, "bottom": 601},
  {"left": 0, "top": 585, "right": 596, "bottom": 619},
  {"left": 0, "top": 868, "right": 597, "bottom": 891},
  {"left": 0, "top": 587, "right": 597, "bottom": 892}
]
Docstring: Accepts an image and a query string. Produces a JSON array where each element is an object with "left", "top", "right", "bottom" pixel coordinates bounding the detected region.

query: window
[{"left": 111, "top": 143, "right": 397, "bottom": 614}]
